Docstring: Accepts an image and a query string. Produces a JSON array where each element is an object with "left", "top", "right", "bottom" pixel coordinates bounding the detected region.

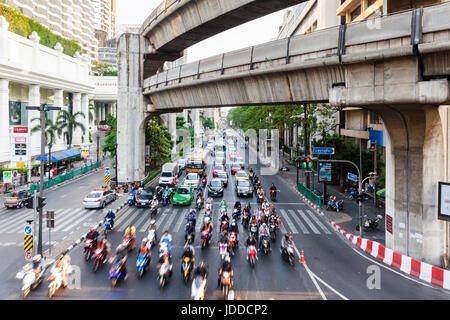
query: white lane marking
[
  {"left": 117, "top": 209, "right": 142, "bottom": 232},
  {"left": 139, "top": 210, "right": 163, "bottom": 232},
  {"left": 173, "top": 209, "right": 187, "bottom": 233},
  {"left": 288, "top": 209, "right": 309, "bottom": 234},
  {"left": 305, "top": 209, "right": 331, "bottom": 234},
  {"left": 133, "top": 210, "right": 151, "bottom": 231},
  {"left": 0, "top": 211, "right": 34, "bottom": 232},
  {"left": 279, "top": 209, "right": 297, "bottom": 234},
  {"left": 45, "top": 208, "right": 82, "bottom": 232},
  {"left": 160, "top": 210, "right": 177, "bottom": 232},
  {"left": 114, "top": 207, "right": 137, "bottom": 226},
  {"left": 298, "top": 210, "right": 320, "bottom": 234},
  {"left": 60, "top": 210, "right": 94, "bottom": 233}
]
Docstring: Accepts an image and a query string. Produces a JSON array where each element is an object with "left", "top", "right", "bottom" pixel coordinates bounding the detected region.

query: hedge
[{"left": 0, "top": 3, "right": 81, "bottom": 56}]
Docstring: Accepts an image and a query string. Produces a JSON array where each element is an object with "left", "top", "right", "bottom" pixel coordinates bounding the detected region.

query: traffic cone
[{"left": 299, "top": 249, "right": 305, "bottom": 264}]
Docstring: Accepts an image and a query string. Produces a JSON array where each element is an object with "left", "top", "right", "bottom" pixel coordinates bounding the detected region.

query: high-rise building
[
  {"left": 93, "top": 0, "right": 116, "bottom": 47},
  {"left": 4, "top": 0, "right": 99, "bottom": 60}
]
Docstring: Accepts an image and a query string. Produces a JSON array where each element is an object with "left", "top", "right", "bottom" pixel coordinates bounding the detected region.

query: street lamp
[
  {"left": 114, "top": 143, "right": 118, "bottom": 186},
  {"left": 48, "top": 142, "right": 52, "bottom": 182}
]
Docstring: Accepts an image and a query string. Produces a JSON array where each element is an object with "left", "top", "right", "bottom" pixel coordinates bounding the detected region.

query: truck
[
  {"left": 186, "top": 149, "right": 207, "bottom": 175},
  {"left": 4, "top": 190, "right": 32, "bottom": 209}
]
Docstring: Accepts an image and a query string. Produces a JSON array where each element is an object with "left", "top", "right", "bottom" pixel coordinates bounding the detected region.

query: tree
[
  {"left": 91, "top": 60, "right": 118, "bottom": 77},
  {"left": 56, "top": 109, "right": 86, "bottom": 149},
  {"left": 102, "top": 114, "right": 117, "bottom": 159},
  {"left": 146, "top": 117, "right": 174, "bottom": 168},
  {"left": 30, "top": 117, "right": 62, "bottom": 148},
  {"left": 203, "top": 117, "right": 214, "bottom": 130}
]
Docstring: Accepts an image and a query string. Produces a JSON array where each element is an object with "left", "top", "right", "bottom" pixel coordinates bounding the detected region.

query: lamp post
[
  {"left": 48, "top": 142, "right": 52, "bottom": 182},
  {"left": 114, "top": 143, "right": 118, "bottom": 186},
  {"left": 96, "top": 134, "right": 100, "bottom": 164}
]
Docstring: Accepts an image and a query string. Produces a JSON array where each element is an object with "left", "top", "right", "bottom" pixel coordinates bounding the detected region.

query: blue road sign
[
  {"left": 24, "top": 225, "right": 32, "bottom": 235},
  {"left": 348, "top": 172, "right": 358, "bottom": 182},
  {"left": 105, "top": 170, "right": 110, "bottom": 176},
  {"left": 313, "top": 147, "right": 335, "bottom": 155}
]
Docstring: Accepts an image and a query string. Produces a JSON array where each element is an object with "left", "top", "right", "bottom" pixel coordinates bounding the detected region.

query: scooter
[
  {"left": 219, "top": 243, "right": 228, "bottom": 262},
  {"left": 228, "top": 232, "right": 238, "bottom": 256},
  {"left": 162, "top": 193, "right": 170, "bottom": 206},
  {"left": 123, "top": 234, "right": 135, "bottom": 252},
  {"left": 201, "top": 177, "right": 207, "bottom": 187},
  {"left": 147, "top": 225, "right": 157, "bottom": 248},
  {"left": 127, "top": 192, "right": 135, "bottom": 206},
  {"left": 232, "top": 208, "right": 241, "bottom": 220},
  {"left": 327, "top": 199, "right": 344, "bottom": 212},
  {"left": 281, "top": 243, "right": 295, "bottom": 266},
  {"left": 269, "top": 222, "right": 277, "bottom": 242},
  {"left": 196, "top": 197, "right": 203, "bottom": 210},
  {"left": 221, "top": 271, "right": 232, "bottom": 300},
  {"left": 136, "top": 248, "right": 151, "bottom": 279},
  {"left": 92, "top": 248, "right": 106, "bottom": 272},
  {"left": 48, "top": 265, "right": 71, "bottom": 299},
  {"left": 257, "top": 193, "right": 264, "bottom": 204},
  {"left": 242, "top": 212, "right": 250, "bottom": 229},
  {"left": 16, "top": 261, "right": 50, "bottom": 298},
  {"left": 104, "top": 217, "right": 113, "bottom": 234},
  {"left": 249, "top": 223, "right": 258, "bottom": 238},
  {"left": 191, "top": 275, "right": 207, "bottom": 300},
  {"left": 201, "top": 229, "right": 211, "bottom": 248},
  {"left": 356, "top": 214, "right": 384, "bottom": 232},
  {"left": 181, "top": 256, "right": 193, "bottom": 284},
  {"left": 185, "top": 232, "right": 194, "bottom": 245},
  {"left": 83, "top": 239, "right": 95, "bottom": 261},
  {"left": 109, "top": 260, "right": 125, "bottom": 288},
  {"left": 150, "top": 201, "right": 158, "bottom": 218},
  {"left": 248, "top": 245, "right": 257, "bottom": 268},
  {"left": 270, "top": 190, "right": 277, "bottom": 202},
  {"left": 261, "top": 236, "right": 271, "bottom": 255}
]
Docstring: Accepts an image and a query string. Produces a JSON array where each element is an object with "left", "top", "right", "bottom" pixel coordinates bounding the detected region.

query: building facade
[{"left": 93, "top": 0, "right": 116, "bottom": 47}]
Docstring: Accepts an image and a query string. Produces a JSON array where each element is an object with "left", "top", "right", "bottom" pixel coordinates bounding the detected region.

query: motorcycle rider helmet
[
  {"left": 231, "top": 220, "right": 236, "bottom": 227},
  {"left": 108, "top": 209, "right": 112, "bottom": 214},
  {"left": 90, "top": 228, "right": 95, "bottom": 233},
  {"left": 204, "top": 216, "right": 210, "bottom": 224},
  {"left": 33, "top": 254, "right": 42, "bottom": 263},
  {"left": 262, "top": 223, "right": 267, "bottom": 227},
  {"left": 284, "top": 234, "right": 290, "bottom": 241}
]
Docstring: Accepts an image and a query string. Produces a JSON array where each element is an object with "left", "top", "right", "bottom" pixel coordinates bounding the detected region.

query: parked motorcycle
[
  {"left": 191, "top": 274, "right": 207, "bottom": 300},
  {"left": 356, "top": 214, "right": 384, "bottom": 232},
  {"left": 92, "top": 248, "right": 106, "bottom": 272},
  {"left": 281, "top": 243, "right": 295, "bottom": 266},
  {"left": 248, "top": 245, "right": 257, "bottom": 268},
  {"left": 327, "top": 199, "right": 344, "bottom": 212}
]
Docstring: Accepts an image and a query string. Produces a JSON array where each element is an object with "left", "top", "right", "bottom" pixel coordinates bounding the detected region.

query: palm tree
[{"left": 56, "top": 109, "right": 86, "bottom": 149}]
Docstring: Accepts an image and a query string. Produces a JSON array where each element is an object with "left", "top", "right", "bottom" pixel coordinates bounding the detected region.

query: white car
[
  {"left": 184, "top": 173, "right": 200, "bottom": 188},
  {"left": 82, "top": 189, "right": 117, "bottom": 209}
]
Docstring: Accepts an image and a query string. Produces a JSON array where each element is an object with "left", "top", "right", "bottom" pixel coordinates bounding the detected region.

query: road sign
[
  {"left": 319, "top": 163, "right": 332, "bottom": 182},
  {"left": 24, "top": 235, "right": 33, "bottom": 251},
  {"left": 313, "top": 147, "right": 335, "bottom": 155},
  {"left": 348, "top": 172, "right": 358, "bottom": 182},
  {"left": 105, "top": 174, "right": 110, "bottom": 184},
  {"left": 24, "top": 225, "right": 33, "bottom": 235},
  {"left": 3, "top": 171, "right": 12, "bottom": 183},
  {"left": 25, "top": 250, "right": 32, "bottom": 261}
]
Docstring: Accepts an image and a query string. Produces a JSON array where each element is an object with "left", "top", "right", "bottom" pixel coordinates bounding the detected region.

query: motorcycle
[
  {"left": 220, "top": 220, "right": 229, "bottom": 233},
  {"left": 201, "top": 229, "right": 210, "bottom": 248},
  {"left": 257, "top": 193, "right": 264, "bottom": 204},
  {"left": 150, "top": 201, "right": 158, "bottom": 218},
  {"left": 348, "top": 188, "right": 358, "bottom": 200},
  {"left": 127, "top": 193, "right": 135, "bottom": 206},
  {"left": 201, "top": 177, "right": 207, "bottom": 187},
  {"left": 281, "top": 243, "right": 295, "bottom": 266},
  {"left": 123, "top": 234, "right": 135, "bottom": 252},
  {"left": 232, "top": 208, "right": 241, "bottom": 220},
  {"left": 147, "top": 228, "right": 157, "bottom": 248},
  {"left": 270, "top": 189, "right": 277, "bottom": 202},
  {"left": 356, "top": 214, "right": 384, "bottom": 232},
  {"left": 327, "top": 199, "right": 344, "bottom": 212},
  {"left": 136, "top": 247, "right": 151, "bottom": 278},
  {"left": 196, "top": 197, "right": 203, "bottom": 210},
  {"left": 261, "top": 236, "right": 271, "bottom": 255},
  {"left": 104, "top": 217, "right": 113, "bottom": 234},
  {"left": 109, "top": 261, "right": 125, "bottom": 288},
  {"left": 269, "top": 222, "right": 277, "bottom": 242},
  {"left": 219, "top": 242, "right": 228, "bottom": 262},
  {"left": 83, "top": 239, "right": 95, "bottom": 261},
  {"left": 162, "top": 193, "right": 170, "bottom": 206},
  {"left": 205, "top": 202, "right": 212, "bottom": 212},
  {"left": 92, "top": 248, "right": 106, "bottom": 272},
  {"left": 221, "top": 271, "right": 232, "bottom": 300},
  {"left": 248, "top": 245, "right": 257, "bottom": 268},
  {"left": 185, "top": 232, "right": 194, "bottom": 245},
  {"left": 242, "top": 212, "right": 250, "bottom": 229},
  {"left": 181, "top": 256, "right": 193, "bottom": 284},
  {"left": 191, "top": 275, "right": 207, "bottom": 300},
  {"left": 48, "top": 265, "right": 71, "bottom": 299},
  {"left": 249, "top": 223, "right": 258, "bottom": 238},
  {"left": 263, "top": 208, "right": 270, "bottom": 224},
  {"left": 228, "top": 232, "right": 238, "bottom": 255},
  {"left": 220, "top": 205, "right": 227, "bottom": 214},
  {"left": 16, "top": 262, "right": 48, "bottom": 298},
  {"left": 158, "top": 260, "right": 172, "bottom": 289}
]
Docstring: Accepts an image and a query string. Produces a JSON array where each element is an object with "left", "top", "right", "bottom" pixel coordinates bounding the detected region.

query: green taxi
[{"left": 172, "top": 185, "right": 194, "bottom": 206}]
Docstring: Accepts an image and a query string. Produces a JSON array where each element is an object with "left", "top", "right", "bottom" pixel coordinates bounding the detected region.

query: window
[
  {"left": 350, "top": 5, "right": 361, "bottom": 21},
  {"left": 369, "top": 111, "right": 382, "bottom": 125}
]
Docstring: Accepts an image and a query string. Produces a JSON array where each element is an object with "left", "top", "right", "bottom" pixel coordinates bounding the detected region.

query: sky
[{"left": 116, "top": 0, "right": 289, "bottom": 62}]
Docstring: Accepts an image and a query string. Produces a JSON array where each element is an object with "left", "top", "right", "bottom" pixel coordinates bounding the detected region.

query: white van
[{"left": 159, "top": 163, "right": 179, "bottom": 186}]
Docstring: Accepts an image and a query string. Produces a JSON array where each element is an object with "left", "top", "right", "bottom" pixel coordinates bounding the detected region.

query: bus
[{"left": 186, "top": 149, "right": 207, "bottom": 174}]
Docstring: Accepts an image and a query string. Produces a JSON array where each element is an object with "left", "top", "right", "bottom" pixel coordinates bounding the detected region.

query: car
[
  {"left": 235, "top": 170, "right": 249, "bottom": 183},
  {"left": 172, "top": 186, "right": 194, "bottom": 206},
  {"left": 184, "top": 172, "right": 200, "bottom": 188},
  {"left": 207, "top": 179, "right": 224, "bottom": 197},
  {"left": 213, "top": 164, "right": 225, "bottom": 177},
  {"left": 229, "top": 152, "right": 238, "bottom": 161},
  {"left": 178, "top": 159, "right": 187, "bottom": 172},
  {"left": 235, "top": 178, "right": 253, "bottom": 197},
  {"left": 135, "top": 187, "right": 163, "bottom": 207},
  {"left": 216, "top": 170, "right": 229, "bottom": 187},
  {"left": 230, "top": 163, "right": 242, "bottom": 175},
  {"left": 83, "top": 189, "right": 117, "bottom": 209}
]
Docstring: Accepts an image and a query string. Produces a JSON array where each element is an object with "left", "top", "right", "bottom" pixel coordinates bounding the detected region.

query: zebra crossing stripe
[
  {"left": 53, "top": 208, "right": 86, "bottom": 232},
  {"left": 288, "top": 209, "right": 309, "bottom": 234},
  {"left": 140, "top": 211, "right": 166, "bottom": 232},
  {"left": 0, "top": 212, "right": 34, "bottom": 233},
  {"left": 174, "top": 209, "right": 187, "bottom": 233},
  {"left": 118, "top": 209, "right": 141, "bottom": 232},
  {"left": 279, "top": 209, "right": 297, "bottom": 234},
  {"left": 115, "top": 207, "right": 138, "bottom": 227},
  {"left": 305, "top": 209, "right": 331, "bottom": 234},
  {"left": 297, "top": 210, "right": 320, "bottom": 234},
  {"left": 134, "top": 210, "right": 151, "bottom": 231},
  {"left": 160, "top": 210, "right": 177, "bottom": 233}
]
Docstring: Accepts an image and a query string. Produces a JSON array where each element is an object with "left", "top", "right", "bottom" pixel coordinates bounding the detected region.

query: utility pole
[
  {"left": 373, "top": 140, "right": 378, "bottom": 207},
  {"left": 304, "top": 105, "right": 311, "bottom": 189},
  {"left": 26, "top": 104, "right": 61, "bottom": 255},
  {"left": 96, "top": 134, "right": 100, "bottom": 164}
]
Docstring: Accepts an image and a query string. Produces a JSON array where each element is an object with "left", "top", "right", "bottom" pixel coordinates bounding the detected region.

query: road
[{"left": 2, "top": 130, "right": 450, "bottom": 300}]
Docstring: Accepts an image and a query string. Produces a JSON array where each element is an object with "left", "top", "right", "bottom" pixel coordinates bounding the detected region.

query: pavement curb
[{"left": 293, "top": 184, "right": 450, "bottom": 291}]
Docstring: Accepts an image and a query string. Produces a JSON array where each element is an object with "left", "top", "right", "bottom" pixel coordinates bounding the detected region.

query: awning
[{"left": 36, "top": 148, "right": 81, "bottom": 162}]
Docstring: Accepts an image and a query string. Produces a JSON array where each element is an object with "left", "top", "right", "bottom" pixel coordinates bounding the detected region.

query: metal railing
[
  {"left": 298, "top": 182, "right": 322, "bottom": 209},
  {"left": 30, "top": 161, "right": 101, "bottom": 194}
]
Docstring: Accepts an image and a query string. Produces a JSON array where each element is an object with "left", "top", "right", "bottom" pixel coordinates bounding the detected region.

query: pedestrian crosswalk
[{"left": 0, "top": 204, "right": 333, "bottom": 236}]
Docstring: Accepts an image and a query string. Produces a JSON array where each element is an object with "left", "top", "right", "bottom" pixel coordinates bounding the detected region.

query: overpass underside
[{"left": 118, "top": 3, "right": 450, "bottom": 265}]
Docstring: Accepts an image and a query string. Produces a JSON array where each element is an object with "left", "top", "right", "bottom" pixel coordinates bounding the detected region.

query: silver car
[
  {"left": 184, "top": 173, "right": 200, "bottom": 188},
  {"left": 82, "top": 189, "right": 117, "bottom": 209}
]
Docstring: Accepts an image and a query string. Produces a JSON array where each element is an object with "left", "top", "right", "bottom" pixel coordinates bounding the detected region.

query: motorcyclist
[
  {"left": 181, "top": 244, "right": 195, "bottom": 267},
  {"left": 217, "top": 255, "right": 234, "bottom": 288},
  {"left": 243, "top": 202, "right": 251, "bottom": 216},
  {"left": 281, "top": 233, "right": 293, "bottom": 252},
  {"left": 104, "top": 209, "right": 115, "bottom": 229},
  {"left": 196, "top": 186, "right": 203, "bottom": 198},
  {"left": 186, "top": 209, "right": 197, "bottom": 227},
  {"left": 201, "top": 216, "right": 213, "bottom": 242},
  {"left": 229, "top": 219, "right": 239, "bottom": 243},
  {"left": 185, "top": 220, "right": 196, "bottom": 243},
  {"left": 262, "top": 199, "right": 270, "bottom": 211},
  {"left": 193, "top": 261, "right": 208, "bottom": 279},
  {"left": 220, "top": 211, "right": 230, "bottom": 233},
  {"left": 257, "top": 187, "right": 264, "bottom": 199},
  {"left": 53, "top": 253, "right": 71, "bottom": 287},
  {"left": 97, "top": 233, "right": 111, "bottom": 260},
  {"left": 86, "top": 228, "right": 99, "bottom": 249},
  {"left": 163, "top": 187, "right": 171, "bottom": 203},
  {"left": 233, "top": 201, "right": 242, "bottom": 210},
  {"left": 270, "top": 183, "right": 277, "bottom": 198},
  {"left": 218, "top": 231, "right": 228, "bottom": 246},
  {"left": 110, "top": 244, "right": 128, "bottom": 280},
  {"left": 159, "top": 230, "right": 173, "bottom": 259},
  {"left": 206, "top": 196, "right": 213, "bottom": 207},
  {"left": 258, "top": 223, "right": 270, "bottom": 251},
  {"left": 32, "top": 254, "right": 42, "bottom": 279},
  {"left": 151, "top": 195, "right": 159, "bottom": 207},
  {"left": 123, "top": 225, "right": 136, "bottom": 246},
  {"left": 245, "top": 234, "right": 258, "bottom": 260},
  {"left": 219, "top": 199, "right": 227, "bottom": 208}
]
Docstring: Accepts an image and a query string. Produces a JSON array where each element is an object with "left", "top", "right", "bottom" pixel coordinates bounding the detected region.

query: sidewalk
[{"left": 279, "top": 156, "right": 386, "bottom": 245}]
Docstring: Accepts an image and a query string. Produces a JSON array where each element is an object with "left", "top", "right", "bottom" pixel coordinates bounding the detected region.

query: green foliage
[
  {"left": 0, "top": 167, "right": 29, "bottom": 175},
  {"left": 146, "top": 117, "right": 174, "bottom": 168},
  {"left": 56, "top": 110, "right": 86, "bottom": 148},
  {"left": 30, "top": 117, "right": 62, "bottom": 146},
  {"left": 203, "top": 118, "right": 214, "bottom": 130},
  {"left": 92, "top": 60, "right": 117, "bottom": 76},
  {"left": 0, "top": 3, "right": 81, "bottom": 56},
  {"left": 89, "top": 131, "right": 93, "bottom": 143},
  {"left": 102, "top": 114, "right": 117, "bottom": 159}
]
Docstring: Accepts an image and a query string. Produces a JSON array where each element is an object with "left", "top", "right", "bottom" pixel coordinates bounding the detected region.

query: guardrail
[
  {"left": 30, "top": 161, "right": 102, "bottom": 194},
  {"left": 298, "top": 182, "right": 322, "bottom": 210}
]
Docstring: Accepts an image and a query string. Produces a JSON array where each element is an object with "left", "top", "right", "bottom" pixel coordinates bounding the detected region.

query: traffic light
[
  {"left": 24, "top": 197, "right": 34, "bottom": 209},
  {"left": 37, "top": 197, "right": 46, "bottom": 209},
  {"left": 303, "top": 157, "right": 313, "bottom": 169}
]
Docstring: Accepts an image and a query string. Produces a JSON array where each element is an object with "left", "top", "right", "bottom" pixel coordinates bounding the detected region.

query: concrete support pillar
[
  {"left": 81, "top": 94, "right": 89, "bottom": 145},
  {"left": 117, "top": 33, "right": 149, "bottom": 183},
  {"left": 0, "top": 79, "right": 9, "bottom": 163},
  {"left": 72, "top": 93, "right": 82, "bottom": 146},
  {"left": 379, "top": 104, "right": 447, "bottom": 265},
  {"left": 28, "top": 84, "right": 40, "bottom": 156},
  {"left": 168, "top": 113, "right": 177, "bottom": 153},
  {"left": 53, "top": 89, "right": 64, "bottom": 149}
]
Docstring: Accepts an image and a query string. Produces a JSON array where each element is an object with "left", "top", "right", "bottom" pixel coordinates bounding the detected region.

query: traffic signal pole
[{"left": 38, "top": 108, "right": 46, "bottom": 255}]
